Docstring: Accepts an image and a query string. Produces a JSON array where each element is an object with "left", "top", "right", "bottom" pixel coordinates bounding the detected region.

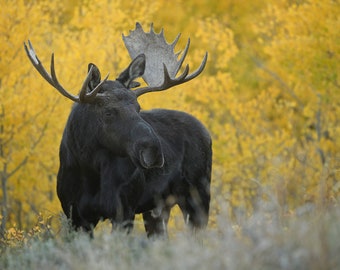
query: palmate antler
[
  {"left": 24, "top": 40, "right": 109, "bottom": 103},
  {"left": 123, "top": 23, "right": 208, "bottom": 97}
]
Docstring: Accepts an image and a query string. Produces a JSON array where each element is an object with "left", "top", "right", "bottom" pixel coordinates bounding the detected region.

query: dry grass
[{"left": 1, "top": 201, "right": 340, "bottom": 270}]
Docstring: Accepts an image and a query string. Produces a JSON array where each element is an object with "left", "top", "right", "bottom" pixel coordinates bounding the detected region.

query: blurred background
[{"left": 0, "top": 0, "right": 339, "bottom": 234}]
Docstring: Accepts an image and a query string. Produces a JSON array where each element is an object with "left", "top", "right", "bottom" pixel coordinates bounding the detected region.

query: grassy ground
[{"left": 1, "top": 202, "right": 340, "bottom": 270}]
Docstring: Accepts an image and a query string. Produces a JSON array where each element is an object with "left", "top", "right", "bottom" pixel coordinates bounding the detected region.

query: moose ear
[
  {"left": 117, "top": 54, "right": 145, "bottom": 88},
  {"left": 87, "top": 63, "right": 101, "bottom": 91}
]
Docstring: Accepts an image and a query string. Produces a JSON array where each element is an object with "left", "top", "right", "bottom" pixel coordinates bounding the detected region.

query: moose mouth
[{"left": 139, "top": 148, "right": 164, "bottom": 169}]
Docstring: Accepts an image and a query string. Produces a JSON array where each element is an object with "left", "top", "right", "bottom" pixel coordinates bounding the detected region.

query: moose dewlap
[{"left": 24, "top": 23, "right": 211, "bottom": 237}]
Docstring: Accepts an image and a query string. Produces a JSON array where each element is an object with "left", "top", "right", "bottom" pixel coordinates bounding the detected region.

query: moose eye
[{"left": 104, "top": 109, "right": 117, "bottom": 117}]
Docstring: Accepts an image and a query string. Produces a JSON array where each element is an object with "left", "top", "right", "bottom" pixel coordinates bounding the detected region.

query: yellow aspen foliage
[{"left": 0, "top": 0, "right": 339, "bottom": 232}]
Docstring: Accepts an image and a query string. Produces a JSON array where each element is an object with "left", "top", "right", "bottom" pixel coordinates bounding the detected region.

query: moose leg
[
  {"left": 58, "top": 201, "right": 100, "bottom": 238},
  {"left": 111, "top": 204, "right": 135, "bottom": 233},
  {"left": 57, "top": 166, "right": 100, "bottom": 235},
  {"left": 76, "top": 193, "right": 101, "bottom": 235},
  {"left": 72, "top": 210, "right": 99, "bottom": 237},
  {"left": 142, "top": 207, "right": 170, "bottom": 238},
  {"left": 178, "top": 180, "right": 210, "bottom": 230},
  {"left": 105, "top": 166, "right": 143, "bottom": 233}
]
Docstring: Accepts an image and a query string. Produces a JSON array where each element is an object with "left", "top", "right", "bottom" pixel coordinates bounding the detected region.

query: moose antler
[
  {"left": 123, "top": 23, "right": 208, "bottom": 97},
  {"left": 24, "top": 40, "right": 109, "bottom": 103}
]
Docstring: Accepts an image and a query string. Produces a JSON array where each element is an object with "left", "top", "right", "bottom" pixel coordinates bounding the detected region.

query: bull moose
[{"left": 24, "top": 23, "right": 211, "bottom": 237}]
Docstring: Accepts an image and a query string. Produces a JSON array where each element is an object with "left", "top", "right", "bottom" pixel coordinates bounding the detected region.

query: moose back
[{"left": 25, "top": 23, "right": 212, "bottom": 237}]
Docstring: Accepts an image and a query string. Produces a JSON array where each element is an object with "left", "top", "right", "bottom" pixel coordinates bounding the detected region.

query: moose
[{"left": 24, "top": 23, "right": 211, "bottom": 237}]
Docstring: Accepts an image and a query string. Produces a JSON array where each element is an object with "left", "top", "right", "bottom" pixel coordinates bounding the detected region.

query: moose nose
[
  {"left": 130, "top": 122, "right": 164, "bottom": 169},
  {"left": 140, "top": 146, "right": 164, "bottom": 169}
]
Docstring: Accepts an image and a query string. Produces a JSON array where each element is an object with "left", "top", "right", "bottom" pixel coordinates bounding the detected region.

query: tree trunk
[{"left": 0, "top": 171, "right": 8, "bottom": 237}]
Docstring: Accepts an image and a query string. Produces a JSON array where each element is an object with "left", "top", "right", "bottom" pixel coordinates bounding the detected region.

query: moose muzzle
[{"left": 130, "top": 122, "right": 164, "bottom": 169}]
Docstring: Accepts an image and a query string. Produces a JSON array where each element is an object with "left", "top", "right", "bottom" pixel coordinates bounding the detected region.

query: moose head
[{"left": 24, "top": 23, "right": 207, "bottom": 170}]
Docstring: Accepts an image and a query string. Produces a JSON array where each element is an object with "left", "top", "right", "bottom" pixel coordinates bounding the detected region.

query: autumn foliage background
[{"left": 0, "top": 0, "right": 339, "bottom": 238}]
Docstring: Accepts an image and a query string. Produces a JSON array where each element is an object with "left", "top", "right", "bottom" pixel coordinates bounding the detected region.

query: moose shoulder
[{"left": 25, "top": 23, "right": 212, "bottom": 237}]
